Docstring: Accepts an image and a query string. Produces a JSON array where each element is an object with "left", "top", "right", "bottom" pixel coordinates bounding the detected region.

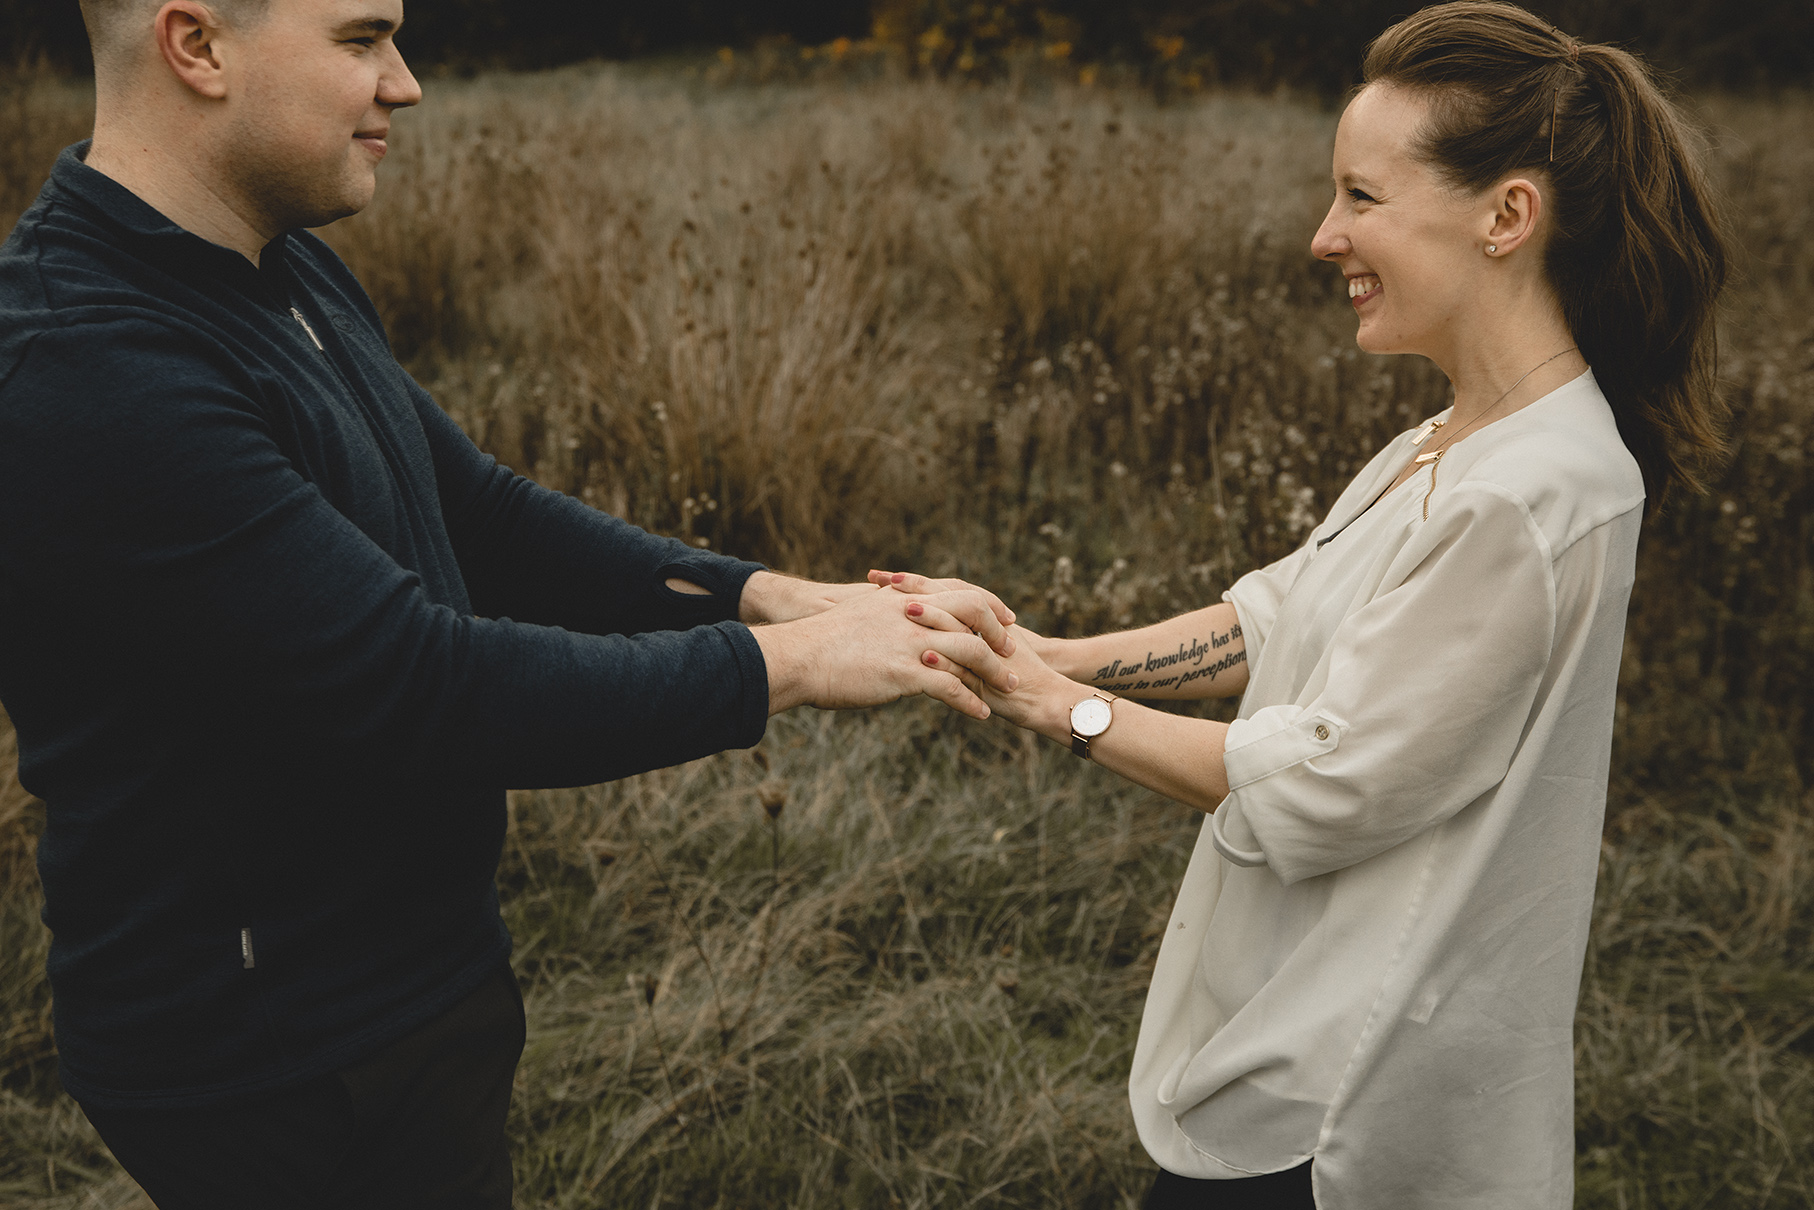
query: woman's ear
[
  {"left": 1484, "top": 178, "right": 1544, "bottom": 257},
  {"left": 153, "top": 1, "right": 231, "bottom": 99}
]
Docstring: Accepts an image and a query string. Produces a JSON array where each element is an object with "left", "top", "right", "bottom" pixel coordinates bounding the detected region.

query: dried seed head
[
  {"left": 758, "top": 778, "right": 788, "bottom": 820},
  {"left": 995, "top": 971, "right": 1020, "bottom": 997},
  {"left": 1000, "top": 944, "right": 1014, "bottom": 958}
]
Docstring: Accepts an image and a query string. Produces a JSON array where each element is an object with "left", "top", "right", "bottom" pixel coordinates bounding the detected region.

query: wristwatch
[{"left": 1069, "top": 690, "right": 1117, "bottom": 760}]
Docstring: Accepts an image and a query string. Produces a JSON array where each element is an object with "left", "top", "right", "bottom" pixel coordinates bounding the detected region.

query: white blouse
[{"left": 1129, "top": 372, "right": 1643, "bottom": 1209}]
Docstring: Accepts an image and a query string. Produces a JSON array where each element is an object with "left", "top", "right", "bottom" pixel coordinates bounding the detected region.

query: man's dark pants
[{"left": 78, "top": 964, "right": 524, "bottom": 1210}]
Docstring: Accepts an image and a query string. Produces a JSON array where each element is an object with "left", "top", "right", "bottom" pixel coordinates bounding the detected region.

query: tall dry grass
[{"left": 0, "top": 64, "right": 1809, "bottom": 1208}]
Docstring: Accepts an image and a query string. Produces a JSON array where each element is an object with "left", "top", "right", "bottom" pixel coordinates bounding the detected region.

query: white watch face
[{"left": 1071, "top": 696, "right": 1113, "bottom": 737}]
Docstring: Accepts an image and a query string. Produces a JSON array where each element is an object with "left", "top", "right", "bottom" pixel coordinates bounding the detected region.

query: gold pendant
[
  {"left": 1411, "top": 418, "right": 1446, "bottom": 446},
  {"left": 1416, "top": 449, "right": 1443, "bottom": 520}
]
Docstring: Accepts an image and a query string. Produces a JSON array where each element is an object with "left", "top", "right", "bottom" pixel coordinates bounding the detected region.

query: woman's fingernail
[
  {"left": 891, "top": 572, "right": 907, "bottom": 584},
  {"left": 907, "top": 602, "right": 924, "bottom": 616},
  {"left": 922, "top": 652, "right": 938, "bottom": 666}
]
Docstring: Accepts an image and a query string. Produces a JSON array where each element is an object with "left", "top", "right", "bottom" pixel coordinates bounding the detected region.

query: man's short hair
[{"left": 80, "top": 0, "right": 272, "bottom": 80}]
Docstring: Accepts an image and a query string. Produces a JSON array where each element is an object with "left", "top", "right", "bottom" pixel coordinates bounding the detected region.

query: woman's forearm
[
  {"left": 1011, "top": 669, "right": 1231, "bottom": 812},
  {"left": 1040, "top": 602, "right": 1248, "bottom": 700},
  {"left": 1092, "top": 705, "right": 1231, "bottom": 812}
]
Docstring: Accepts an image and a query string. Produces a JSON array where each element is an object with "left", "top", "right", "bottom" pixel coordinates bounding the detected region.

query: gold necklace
[{"left": 1406, "top": 346, "right": 1579, "bottom": 519}]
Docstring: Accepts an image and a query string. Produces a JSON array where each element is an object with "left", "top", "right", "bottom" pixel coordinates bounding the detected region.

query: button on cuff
[{"left": 1223, "top": 709, "right": 1345, "bottom": 791}]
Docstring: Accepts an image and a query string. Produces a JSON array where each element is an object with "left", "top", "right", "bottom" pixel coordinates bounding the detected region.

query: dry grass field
[{"left": 2, "top": 62, "right": 1810, "bottom": 1208}]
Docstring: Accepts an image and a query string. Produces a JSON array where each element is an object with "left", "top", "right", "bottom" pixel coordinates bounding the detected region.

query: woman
[{"left": 883, "top": 3, "right": 1727, "bottom": 1205}]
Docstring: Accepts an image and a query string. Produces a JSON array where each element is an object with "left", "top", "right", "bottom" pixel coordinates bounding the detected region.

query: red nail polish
[
  {"left": 907, "top": 602, "right": 924, "bottom": 616},
  {"left": 922, "top": 652, "right": 938, "bottom": 666},
  {"left": 891, "top": 573, "right": 906, "bottom": 584}
]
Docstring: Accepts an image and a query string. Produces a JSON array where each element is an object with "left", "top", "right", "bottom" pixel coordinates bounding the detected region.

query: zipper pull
[
  {"left": 290, "top": 307, "right": 324, "bottom": 351},
  {"left": 241, "top": 927, "right": 256, "bottom": 969}
]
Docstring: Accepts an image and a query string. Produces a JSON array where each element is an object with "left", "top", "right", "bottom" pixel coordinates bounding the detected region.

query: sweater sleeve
[
  {"left": 0, "top": 323, "right": 767, "bottom": 788},
  {"left": 1210, "top": 481, "right": 1558, "bottom": 885},
  {"left": 407, "top": 381, "right": 765, "bottom": 637}
]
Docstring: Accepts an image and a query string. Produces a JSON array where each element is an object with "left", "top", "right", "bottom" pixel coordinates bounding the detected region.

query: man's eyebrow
[{"left": 333, "top": 17, "right": 399, "bottom": 37}]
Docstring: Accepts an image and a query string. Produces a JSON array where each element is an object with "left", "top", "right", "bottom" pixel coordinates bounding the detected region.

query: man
[{"left": 0, "top": 0, "right": 1016, "bottom": 1204}]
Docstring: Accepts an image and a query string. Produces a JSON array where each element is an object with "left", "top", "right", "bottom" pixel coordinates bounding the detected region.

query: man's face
[{"left": 216, "top": 0, "right": 420, "bottom": 235}]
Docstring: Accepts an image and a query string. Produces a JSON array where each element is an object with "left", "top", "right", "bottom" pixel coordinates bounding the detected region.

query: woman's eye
[{"left": 1347, "top": 188, "right": 1375, "bottom": 203}]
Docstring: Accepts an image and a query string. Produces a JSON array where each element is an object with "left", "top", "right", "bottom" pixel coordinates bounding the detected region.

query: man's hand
[
  {"left": 737, "top": 571, "right": 878, "bottom": 625},
  {"left": 751, "top": 587, "right": 1020, "bottom": 719}
]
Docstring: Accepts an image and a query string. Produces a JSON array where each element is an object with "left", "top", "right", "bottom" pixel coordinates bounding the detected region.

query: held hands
[
  {"left": 871, "top": 568, "right": 1076, "bottom": 739},
  {"left": 750, "top": 582, "right": 1020, "bottom": 719},
  {"left": 880, "top": 573, "right": 1239, "bottom": 812}
]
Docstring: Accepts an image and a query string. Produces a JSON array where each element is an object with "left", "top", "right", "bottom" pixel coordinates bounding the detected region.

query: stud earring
[{"left": 1487, "top": 244, "right": 1498, "bottom": 254}]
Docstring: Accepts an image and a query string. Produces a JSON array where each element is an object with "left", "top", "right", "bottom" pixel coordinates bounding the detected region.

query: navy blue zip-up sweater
[{"left": 0, "top": 144, "right": 770, "bottom": 1108}]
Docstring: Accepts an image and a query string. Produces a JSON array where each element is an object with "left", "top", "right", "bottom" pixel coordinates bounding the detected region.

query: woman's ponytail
[{"left": 1363, "top": 2, "right": 1730, "bottom": 508}]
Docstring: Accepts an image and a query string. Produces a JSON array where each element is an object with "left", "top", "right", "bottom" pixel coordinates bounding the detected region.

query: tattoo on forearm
[{"left": 1094, "top": 624, "right": 1244, "bottom": 693}]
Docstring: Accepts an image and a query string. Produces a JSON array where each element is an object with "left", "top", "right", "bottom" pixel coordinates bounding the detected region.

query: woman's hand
[
  {"left": 919, "top": 623, "right": 1079, "bottom": 741},
  {"left": 868, "top": 569, "right": 1016, "bottom": 630}
]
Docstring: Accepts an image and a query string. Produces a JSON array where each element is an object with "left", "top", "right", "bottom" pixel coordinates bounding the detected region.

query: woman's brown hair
[{"left": 1362, "top": 1, "right": 1729, "bottom": 508}]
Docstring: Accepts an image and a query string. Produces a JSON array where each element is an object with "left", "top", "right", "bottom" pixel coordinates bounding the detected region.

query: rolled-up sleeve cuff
[{"left": 1211, "top": 707, "right": 1345, "bottom": 869}]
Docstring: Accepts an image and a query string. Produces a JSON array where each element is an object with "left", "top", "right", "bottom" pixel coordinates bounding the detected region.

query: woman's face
[{"left": 1310, "top": 84, "right": 1491, "bottom": 365}]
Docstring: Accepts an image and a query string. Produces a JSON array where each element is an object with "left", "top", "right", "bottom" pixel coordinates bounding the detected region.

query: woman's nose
[{"left": 1310, "top": 198, "right": 1348, "bottom": 261}]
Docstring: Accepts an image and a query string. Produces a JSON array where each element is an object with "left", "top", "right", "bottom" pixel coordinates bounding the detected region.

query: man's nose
[{"left": 381, "top": 46, "right": 423, "bottom": 110}]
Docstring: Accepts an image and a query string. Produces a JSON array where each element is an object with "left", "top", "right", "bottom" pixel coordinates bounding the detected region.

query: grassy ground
[{"left": 1, "top": 63, "right": 1809, "bottom": 1208}]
